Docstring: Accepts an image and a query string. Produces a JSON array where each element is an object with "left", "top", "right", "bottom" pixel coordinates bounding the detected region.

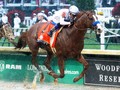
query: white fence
[
  {"left": 23, "top": 17, "right": 33, "bottom": 27},
  {"left": 100, "top": 23, "right": 120, "bottom": 50},
  {"left": 96, "top": 7, "right": 113, "bottom": 17},
  {"left": 12, "top": 26, "right": 120, "bottom": 50}
]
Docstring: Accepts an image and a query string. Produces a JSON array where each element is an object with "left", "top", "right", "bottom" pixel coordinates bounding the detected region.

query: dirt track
[{"left": 0, "top": 81, "right": 120, "bottom": 90}]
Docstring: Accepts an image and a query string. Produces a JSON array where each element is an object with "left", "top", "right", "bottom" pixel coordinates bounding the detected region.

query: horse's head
[
  {"left": 85, "top": 11, "right": 103, "bottom": 34},
  {"left": 1, "top": 23, "right": 15, "bottom": 42},
  {"left": 75, "top": 11, "right": 103, "bottom": 34}
]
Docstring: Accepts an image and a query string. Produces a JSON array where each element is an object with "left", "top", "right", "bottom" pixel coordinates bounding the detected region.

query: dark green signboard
[
  {"left": 0, "top": 52, "right": 83, "bottom": 84},
  {"left": 84, "top": 55, "right": 120, "bottom": 87}
]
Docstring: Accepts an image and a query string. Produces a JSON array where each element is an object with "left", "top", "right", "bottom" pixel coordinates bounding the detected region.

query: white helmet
[{"left": 69, "top": 5, "right": 79, "bottom": 15}]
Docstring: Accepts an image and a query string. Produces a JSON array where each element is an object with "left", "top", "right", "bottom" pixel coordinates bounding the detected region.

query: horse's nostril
[{"left": 97, "top": 28, "right": 100, "bottom": 31}]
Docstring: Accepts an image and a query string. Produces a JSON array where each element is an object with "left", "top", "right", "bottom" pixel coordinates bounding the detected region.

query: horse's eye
[{"left": 90, "top": 18, "right": 93, "bottom": 20}]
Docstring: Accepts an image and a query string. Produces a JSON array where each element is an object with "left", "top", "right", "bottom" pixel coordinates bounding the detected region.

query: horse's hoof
[
  {"left": 54, "top": 78, "right": 58, "bottom": 85},
  {"left": 48, "top": 71, "right": 52, "bottom": 75},
  {"left": 40, "top": 77, "right": 45, "bottom": 83},
  {"left": 32, "top": 82, "right": 36, "bottom": 89},
  {"left": 73, "top": 77, "right": 79, "bottom": 82}
]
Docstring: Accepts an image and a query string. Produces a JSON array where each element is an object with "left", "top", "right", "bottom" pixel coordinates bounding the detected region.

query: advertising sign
[
  {"left": 85, "top": 56, "right": 120, "bottom": 87},
  {"left": 0, "top": 52, "right": 83, "bottom": 84}
]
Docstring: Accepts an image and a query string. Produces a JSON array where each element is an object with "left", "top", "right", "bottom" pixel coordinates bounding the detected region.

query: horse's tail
[{"left": 15, "top": 32, "right": 27, "bottom": 49}]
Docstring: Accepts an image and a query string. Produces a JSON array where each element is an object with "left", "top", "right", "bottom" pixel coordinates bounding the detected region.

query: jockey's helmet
[{"left": 69, "top": 5, "right": 79, "bottom": 15}]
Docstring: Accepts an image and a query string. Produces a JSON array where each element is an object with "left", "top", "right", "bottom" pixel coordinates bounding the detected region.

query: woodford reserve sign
[{"left": 84, "top": 55, "right": 120, "bottom": 87}]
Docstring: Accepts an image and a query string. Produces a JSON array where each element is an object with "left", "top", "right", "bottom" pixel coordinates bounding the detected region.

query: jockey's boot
[
  {"left": 37, "top": 39, "right": 48, "bottom": 45},
  {"left": 48, "top": 27, "right": 56, "bottom": 37}
]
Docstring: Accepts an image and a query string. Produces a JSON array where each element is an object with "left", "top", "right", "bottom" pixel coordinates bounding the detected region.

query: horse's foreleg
[
  {"left": 45, "top": 54, "right": 65, "bottom": 84},
  {"left": 58, "top": 58, "right": 65, "bottom": 78},
  {"left": 73, "top": 55, "right": 89, "bottom": 82},
  {"left": 31, "top": 51, "right": 44, "bottom": 88},
  {"left": 52, "top": 57, "right": 65, "bottom": 84}
]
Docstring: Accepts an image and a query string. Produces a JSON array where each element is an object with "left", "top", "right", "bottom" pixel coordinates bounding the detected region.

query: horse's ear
[{"left": 87, "top": 11, "right": 94, "bottom": 19}]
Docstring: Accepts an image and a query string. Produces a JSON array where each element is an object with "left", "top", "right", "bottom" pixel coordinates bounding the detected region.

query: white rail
[
  {"left": 100, "top": 27, "right": 120, "bottom": 50},
  {"left": 96, "top": 7, "right": 113, "bottom": 17}
]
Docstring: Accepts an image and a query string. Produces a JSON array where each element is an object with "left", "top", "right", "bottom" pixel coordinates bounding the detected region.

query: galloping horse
[
  {"left": 0, "top": 23, "right": 16, "bottom": 46},
  {"left": 15, "top": 11, "right": 103, "bottom": 86}
]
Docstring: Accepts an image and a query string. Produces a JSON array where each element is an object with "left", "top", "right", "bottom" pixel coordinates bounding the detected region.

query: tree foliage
[
  {"left": 67, "top": 0, "right": 95, "bottom": 10},
  {"left": 112, "top": 3, "right": 120, "bottom": 17}
]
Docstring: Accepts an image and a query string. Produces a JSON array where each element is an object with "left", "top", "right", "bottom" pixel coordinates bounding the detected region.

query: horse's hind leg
[
  {"left": 44, "top": 52, "right": 53, "bottom": 72},
  {"left": 73, "top": 55, "right": 89, "bottom": 82}
]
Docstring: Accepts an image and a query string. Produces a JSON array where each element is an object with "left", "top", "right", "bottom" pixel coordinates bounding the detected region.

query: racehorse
[
  {"left": 15, "top": 11, "right": 103, "bottom": 87},
  {"left": 0, "top": 23, "right": 16, "bottom": 46}
]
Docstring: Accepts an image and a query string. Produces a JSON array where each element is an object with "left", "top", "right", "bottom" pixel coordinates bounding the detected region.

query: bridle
[
  {"left": 0, "top": 23, "right": 13, "bottom": 37},
  {"left": 0, "top": 24, "right": 5, "bottom": 36},
  {"left": 73, "top": 11, "right": 100, "bottom": 31},
  {"left": 0, "top": 24, "right": 8, "bottom": 36}
]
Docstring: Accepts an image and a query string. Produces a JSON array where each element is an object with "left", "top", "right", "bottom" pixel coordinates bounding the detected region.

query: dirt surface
[{"left": 0, "top": 81, "right": 120, "bottom": 90}]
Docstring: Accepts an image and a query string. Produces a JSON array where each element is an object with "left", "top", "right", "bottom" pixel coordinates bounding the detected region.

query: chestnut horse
[
  {"left": 15, "top": 11, "right": 102, "bottom": 86},
  {"left": 0, "top": 23, "right": 16, "bottom": 46}
]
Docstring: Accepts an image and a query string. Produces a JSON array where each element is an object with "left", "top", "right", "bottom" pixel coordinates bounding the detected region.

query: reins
[
  {"left": 73, "top": 24, "right": 87, "bottom": 31},
  {"left": 73, "top": 11, "right": 96, "bottom": 31},
  {"left": 73, "top": 13, "right": 89, "bottom": 31}
]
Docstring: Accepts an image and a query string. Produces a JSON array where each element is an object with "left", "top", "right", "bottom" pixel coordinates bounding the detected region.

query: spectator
[
  {"left": 52, "top": 9, "right": 56, "bottom": 14},
  {"left": 0, "top": 13, "right": 2, "bottom": 26},
  {"left": 13, "top": 13, "right": 21, "bottom": 37},
  {"left": 36, "top": 13, "right": 47, "bottom": 23},
  {"left": 118, "top": 18, "right": 120, "bottom": 28},
  {"left": 0, "top": 4, "right": 5, "bottom": 15},
  {"left": 96, "top": 11, "right": 105, "bottom": 42},
  {"left": 95, "top": 0, "right": 102, "bottom": 7},
  {"left": 2, "top": 12, "right": 8, "bottom": 24},
  {"left": 96, "top": 11, "right": 106, "bottom": 22},
  {"left": 41, "top": 10, "right": 48, "bottom": 21},
  {"left": 47, "top": 11, "right": 53, "bottom": 21},
  {"left": 32, "top": 13, "right": 37, "bottom": 25},
  {"left": 102, "top": 0, "right": 116, "bottom": 7},
  {"left": 113, "top": 16, "right": 120, "bottom": 28}
]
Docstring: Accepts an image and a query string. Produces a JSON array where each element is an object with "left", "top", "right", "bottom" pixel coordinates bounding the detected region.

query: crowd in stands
[
  {"left": 0, "top": 4, "right": 8, "bottom": 25},
  {"left": 95, "top": 0, "right": 117, "bottom": 8},
  {"left": 31, "top": 9, "right": 57, "bottom": 25},
  {"left": 0, "top": 4, "right": 21, "bottom": 36}
]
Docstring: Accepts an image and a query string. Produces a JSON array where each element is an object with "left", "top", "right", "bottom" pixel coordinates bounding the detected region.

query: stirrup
[{"left": 37, "top": 40, "right": 48, "bottom": 45}]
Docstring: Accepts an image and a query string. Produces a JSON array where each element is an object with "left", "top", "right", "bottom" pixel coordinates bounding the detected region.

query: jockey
[{"left": 48, "top": 5, "right": 79, "bottom": 37}]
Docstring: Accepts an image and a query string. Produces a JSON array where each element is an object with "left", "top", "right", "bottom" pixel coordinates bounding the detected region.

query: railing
[
  {"left": 23, "top": 17, "right": 32, "bottom": 27},
  {"left": 100, "top": 23, "right": 120, "bottom": 50},
  {"left": 0, "top": 25, "right": 120, "bottom": 50},
  {"left": 96, "top": 7, "right": 113, "bottom": 17}
]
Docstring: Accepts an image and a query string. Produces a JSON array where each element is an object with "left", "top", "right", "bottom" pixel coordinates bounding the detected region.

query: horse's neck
[
  {"left": 65, "top": 26, "right": 87, "bottom": 41},
  {"left": 0, "top": 33, "right": 2, "bottom": 38},
  {"left": 0, "top": 29, "right": 3, "bottom": 38}
]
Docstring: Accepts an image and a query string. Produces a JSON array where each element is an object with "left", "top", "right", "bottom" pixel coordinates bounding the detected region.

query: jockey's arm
[{"left": 60, "top": 17, "right": 70, "bottom": 25}]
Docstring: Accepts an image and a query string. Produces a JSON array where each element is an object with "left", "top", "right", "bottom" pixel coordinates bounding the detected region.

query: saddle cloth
[{"left": 37, "top": 22, "right": 61, "bottom": 48}]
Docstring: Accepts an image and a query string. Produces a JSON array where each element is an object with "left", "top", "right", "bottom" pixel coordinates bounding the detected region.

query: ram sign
[{"left": 0, "top": 52, "right": 83, "bottom": 84}]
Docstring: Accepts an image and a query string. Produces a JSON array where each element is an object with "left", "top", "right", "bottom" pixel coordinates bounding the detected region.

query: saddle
[{"left": 37, "top": 22, "right": 63, "bottom": 48}]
